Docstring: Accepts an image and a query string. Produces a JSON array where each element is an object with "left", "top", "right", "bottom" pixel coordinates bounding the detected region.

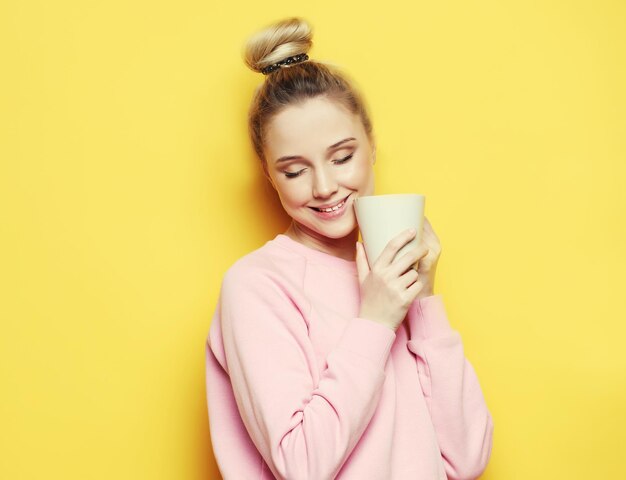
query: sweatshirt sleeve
[
  {"left": 406, "top": 294, "right": 494, "bottom": 480},
  {"left": 217, "top": 265, "right": 396, "bottom": 480}
]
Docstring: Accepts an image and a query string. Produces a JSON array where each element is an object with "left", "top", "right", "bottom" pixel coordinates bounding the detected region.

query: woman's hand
[
  {"left": 414, "top": 216, "right": 442, "bottom": 300},
  {"left": 355, "top": 228, "right": 430, "bottom": 332}
]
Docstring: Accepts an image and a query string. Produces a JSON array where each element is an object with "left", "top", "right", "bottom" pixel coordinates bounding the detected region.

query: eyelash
[{"left": 283, "top": 153, "right": 354, "bottom": 179}]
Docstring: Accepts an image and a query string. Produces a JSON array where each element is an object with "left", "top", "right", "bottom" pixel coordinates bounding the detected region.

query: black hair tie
[{"left": 261, "top": 53, "right": 309, "bottom": 75}]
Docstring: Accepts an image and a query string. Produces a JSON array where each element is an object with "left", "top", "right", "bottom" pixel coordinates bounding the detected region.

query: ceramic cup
[{"left": 353, "top": 193, "right": 425, "bottom": 269}]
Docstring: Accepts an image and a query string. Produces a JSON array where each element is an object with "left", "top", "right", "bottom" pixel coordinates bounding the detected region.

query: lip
[{"left": 309, "top": 194, "right": 351, "bottom": 210}]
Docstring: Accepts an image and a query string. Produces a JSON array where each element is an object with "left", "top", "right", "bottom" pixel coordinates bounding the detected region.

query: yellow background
[{"left": 1, "top": 0, "right": 624, "bottom": 478}]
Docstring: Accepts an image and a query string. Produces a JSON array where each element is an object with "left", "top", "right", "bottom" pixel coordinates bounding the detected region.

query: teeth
[{"left": 317, "top": 199, "right": 345, "bottom": 212}]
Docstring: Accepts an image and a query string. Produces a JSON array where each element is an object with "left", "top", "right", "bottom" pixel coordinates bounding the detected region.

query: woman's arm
[
  {"left": 208, "top": 265, "right": 396, "bottom": 480},
  {"left": 406, "top": 294, "right": 495, "bottom": 480}
]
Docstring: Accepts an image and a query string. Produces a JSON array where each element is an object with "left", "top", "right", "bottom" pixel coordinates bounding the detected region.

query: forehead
[{"left": 264, "top": 97, "right": 361, "bottom": 156}]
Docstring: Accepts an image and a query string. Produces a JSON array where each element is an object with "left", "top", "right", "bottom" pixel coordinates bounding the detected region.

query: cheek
[
  {"left": 342, "top": 159, "right": 373, "bottom": 187},
  {"left": 277, "top": 182, "right": 310, "bottom": 207}
]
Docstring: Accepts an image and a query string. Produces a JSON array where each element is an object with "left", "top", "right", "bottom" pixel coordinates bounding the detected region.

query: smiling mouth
[{"left": 309, "top": 194, "right": 350, "bottom": 212}]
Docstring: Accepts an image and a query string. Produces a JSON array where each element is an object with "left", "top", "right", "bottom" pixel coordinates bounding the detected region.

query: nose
[{"left": 312, "top": 165, "right": 338, "bottom": 199}]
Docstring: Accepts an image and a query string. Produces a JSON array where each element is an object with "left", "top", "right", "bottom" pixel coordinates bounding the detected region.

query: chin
[{"left": 298, "top": 216, "right": 358, "bottom": 240}]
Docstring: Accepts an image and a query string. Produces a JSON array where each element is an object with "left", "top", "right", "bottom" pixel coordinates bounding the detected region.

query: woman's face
[{"left": 264, "top": 95, "right": 376, "bottom": 241}]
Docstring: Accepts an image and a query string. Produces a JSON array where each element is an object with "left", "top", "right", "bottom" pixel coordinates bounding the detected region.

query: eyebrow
[{"left": 275, "top": 137, "right": 357, "bottom": 165}]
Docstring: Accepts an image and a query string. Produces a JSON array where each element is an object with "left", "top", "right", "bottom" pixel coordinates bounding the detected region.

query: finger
[
  {"left": 399, "top": 266, "right": 419, "bottom": 289},
  {"left": 392, "top": 246, "right": 429, "bottom": 277},
  {"left": 422, "top": 217, "right": 440, "bottom": 243},
  {"left": 405, "top": 277, "right": 424, "bottom": 301},
  {"left": 374, "top": 228, "right": 416, "bottom": 269},
  {"left": 421, "top": 219, "right": 432, "bottom": 238},
  {"left": 355, "top": 242, "right": 370, "bottom": 284}
]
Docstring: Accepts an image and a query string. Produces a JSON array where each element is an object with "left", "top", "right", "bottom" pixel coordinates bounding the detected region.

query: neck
[{"left": 284, "top": 221, "right": 359, "bottom": 262}]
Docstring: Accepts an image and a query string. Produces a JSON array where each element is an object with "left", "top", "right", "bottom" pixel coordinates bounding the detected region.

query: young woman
[{"left": 205, "top": 17, "right": 494, "bottom": 480}]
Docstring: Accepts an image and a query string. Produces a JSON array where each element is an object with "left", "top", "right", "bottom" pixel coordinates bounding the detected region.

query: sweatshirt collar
[{"left": 272, "top": 234, "right": 358, "bottom": 275}]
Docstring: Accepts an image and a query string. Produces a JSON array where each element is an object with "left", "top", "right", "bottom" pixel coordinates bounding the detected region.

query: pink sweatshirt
[{"left": 205, "top": 233, "right": 494, "bottom": 480}]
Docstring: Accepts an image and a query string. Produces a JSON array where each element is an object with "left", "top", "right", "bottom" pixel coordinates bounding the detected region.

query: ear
[
  {"left": 370, "top": 137, "right": 377, "bottom": 165},
  {"left": 263, "top": 166, "right": 276, "bottom": 190}
]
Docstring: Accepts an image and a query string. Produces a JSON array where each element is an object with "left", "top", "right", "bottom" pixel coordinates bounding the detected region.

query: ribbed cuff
[
  {"left": 409, "top": 294, "right": 454, "bottom": 340},
  {"left": 334, "top": 316, "right": 396, "bottom": 370}
]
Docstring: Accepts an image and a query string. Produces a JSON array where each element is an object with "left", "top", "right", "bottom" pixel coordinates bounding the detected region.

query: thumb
[{"left": 355, "top": 241, "right": 370, "bottom": 285}]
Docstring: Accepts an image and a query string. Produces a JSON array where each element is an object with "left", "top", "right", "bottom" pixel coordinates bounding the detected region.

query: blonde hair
[{"left": 242, "top": 16, "right": 375, "bottom": 183}]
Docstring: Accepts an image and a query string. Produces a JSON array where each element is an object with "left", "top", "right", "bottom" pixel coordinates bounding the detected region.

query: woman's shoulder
[{"left": 222, "top": 235, "right": 307, "bottom": 289}]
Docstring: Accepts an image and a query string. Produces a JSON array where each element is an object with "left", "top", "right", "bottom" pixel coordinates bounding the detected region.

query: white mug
[{"left": 353, "top": 194, "right": 425, "bottom": 269}]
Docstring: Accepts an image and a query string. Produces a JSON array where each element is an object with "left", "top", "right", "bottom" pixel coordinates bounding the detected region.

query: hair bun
[{"left": 242, "top": 17, "right": 313, "bottom": 74}]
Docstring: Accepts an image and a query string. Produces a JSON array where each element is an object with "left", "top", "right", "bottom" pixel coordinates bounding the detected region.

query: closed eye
[
  {"left": 333, "top": 152, "right": 354, "bottom": 165},
  {"left": 283, "top": 153, "right": 355, "bottom": 179}
]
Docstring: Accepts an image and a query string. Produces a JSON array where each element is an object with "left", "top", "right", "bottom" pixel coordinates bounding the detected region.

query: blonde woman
[{"left": 205, "top": 16, "right": 494, "bottom": 480}]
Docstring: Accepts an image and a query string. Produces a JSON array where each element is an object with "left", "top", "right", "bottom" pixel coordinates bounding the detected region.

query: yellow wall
[{"left": 1, "top": 1, "right": 624, "bottom": 478}]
